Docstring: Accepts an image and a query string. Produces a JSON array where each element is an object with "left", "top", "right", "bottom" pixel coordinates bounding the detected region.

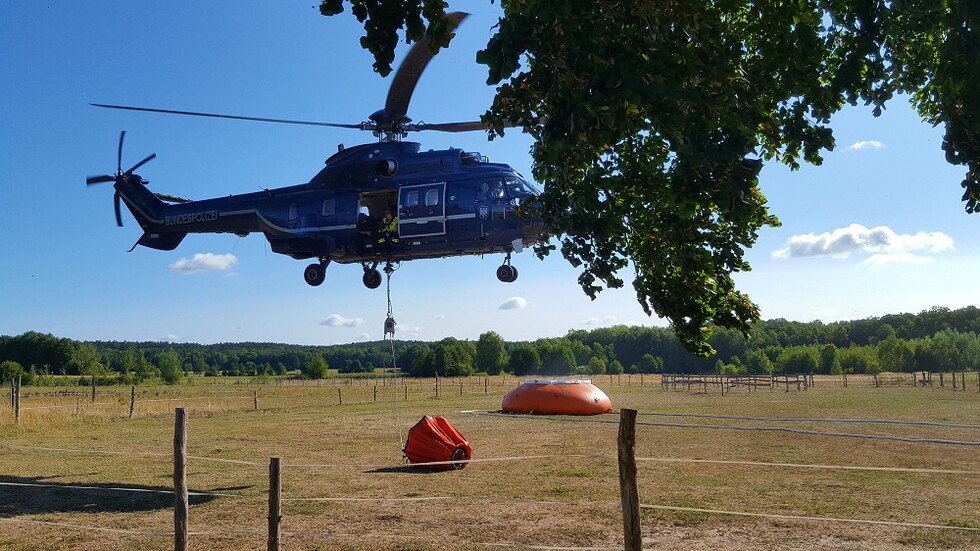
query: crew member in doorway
[{"left": 378, "top": 209, "right": 399, "bottom": 252}]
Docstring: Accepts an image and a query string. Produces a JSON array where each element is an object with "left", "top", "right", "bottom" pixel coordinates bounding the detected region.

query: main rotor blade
[
  {"left": 384, "top": 11, "right": 468, "bottom": 123},
  {"left": 91, "top": 103, "right": 364, "bottom": 129},
  {"left": 414, "top": 121, "right": 488, "bottom": 133},
  {"left": 87, "top": 175, "right": 116, "bottom": 185},
  {"left": 413, "top": 118, "right": 522, "bottom": 133}
]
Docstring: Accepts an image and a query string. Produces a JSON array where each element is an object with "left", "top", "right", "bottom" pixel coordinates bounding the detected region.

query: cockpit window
[
  {"left": 505, "top": 175, "right": 539, "bottom": 203},
  {"left": 491, "top": 180, "right": 506, "bottom": 199}
]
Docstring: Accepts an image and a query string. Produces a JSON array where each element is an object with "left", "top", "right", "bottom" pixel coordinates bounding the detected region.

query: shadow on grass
[
  {"left": 0, "top": 475, "right": 247, "bottom": 517},
  {"left": 366, "top": 465, "right": 458, "bottom": 474}
]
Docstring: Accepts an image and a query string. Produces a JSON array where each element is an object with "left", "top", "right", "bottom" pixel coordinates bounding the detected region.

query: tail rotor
[{"left": 86, "top": 131, "right": 156, "bottom": 227}]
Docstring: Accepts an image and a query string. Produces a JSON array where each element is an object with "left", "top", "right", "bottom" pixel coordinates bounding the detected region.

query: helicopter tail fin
[
  {"left": 114, "top": 178, "right": 189, "bottom": 251},
  {"left": 115, "top": 176, "right": 167, "bottom": 227}
]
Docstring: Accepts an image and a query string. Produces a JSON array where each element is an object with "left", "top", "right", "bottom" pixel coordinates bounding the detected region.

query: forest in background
[{"left": 3, "top": 306, "right": 980, "bottom": 386}]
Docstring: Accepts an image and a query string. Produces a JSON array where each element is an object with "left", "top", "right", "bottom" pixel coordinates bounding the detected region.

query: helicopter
[{"left": 87, "top": 12, "right": 544, "bottom": 290}]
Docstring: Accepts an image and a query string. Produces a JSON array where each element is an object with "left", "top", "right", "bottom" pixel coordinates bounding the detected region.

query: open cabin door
[{"left": 398, "top": 182, "right": 446, "bottom": 238}]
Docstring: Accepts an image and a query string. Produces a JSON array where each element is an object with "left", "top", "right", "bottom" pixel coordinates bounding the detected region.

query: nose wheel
[
  {"left": 496, "top": 253, "right": 519, "bottom": 283},
  {"left": 362, "top": 262, "right": 383, "bottom": 289},
  {"left": 304, "top": 259, "right": 329, "bottom": 286}
]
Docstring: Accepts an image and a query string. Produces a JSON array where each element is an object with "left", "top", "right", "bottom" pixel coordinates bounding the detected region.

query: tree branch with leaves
[{"left": 320, "top": 0, "right": 979, "bottom": 355}]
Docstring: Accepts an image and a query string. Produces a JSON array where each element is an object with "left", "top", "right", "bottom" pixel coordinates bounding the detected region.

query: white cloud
[
  {"left": 357, "top": 333, "right": 371, "bottom": 341},
  {"left": 169, "top": 253, "right": 237, "bottom": 273},
  {"left": 432, "top": 313, "right": 446, "bottom": 320},
  {"left": 847, "top": 140, "right": 885, "bottom": 151},
  {"left": 580, "top": 315, "right": 618, "bottom": 326},
  {"left": 321, "top": 314, "right": 365, "bottom": 328},
  {"left": 499, "top": 297, "right": 528, "bottom": 310},
  {"left": 394, "top": 325, "right": 423, "bottom": 339},
  {"left": 772, "top": 224, "right": 953, "bottom": 261},
  {"left": 162, "top": 334, "right": 181, "bottom": 343},
  {"left": 862, "top": 252, "right": 934, "bottom": 266}
]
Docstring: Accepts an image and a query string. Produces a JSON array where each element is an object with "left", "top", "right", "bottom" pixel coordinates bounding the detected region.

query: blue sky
[{"left": 2, "top": 2, "right": 978, "bottom": 346}]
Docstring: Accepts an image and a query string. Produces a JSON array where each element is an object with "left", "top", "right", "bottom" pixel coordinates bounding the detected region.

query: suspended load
[
  {"left": 403, "top": 416, "right": 473, "bottom": 470},
  {"left": 501, "top": 379, "right": 613, "bottom": 415}
]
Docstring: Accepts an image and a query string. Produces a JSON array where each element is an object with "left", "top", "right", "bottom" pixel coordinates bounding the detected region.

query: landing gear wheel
[
  {"left": 496, "top": 264, "right": 518, "bottom": 283},
  {"left": 304, "top": 263, "right": 326, "bottom": 287},
  {"left": 363, "top": 269, "right": 383, "bottom": 289}
]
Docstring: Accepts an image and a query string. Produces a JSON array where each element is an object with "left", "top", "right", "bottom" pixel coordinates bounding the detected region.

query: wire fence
[
  {"left": 3, "top": 399, "right": 979, "bottom": 550},
  {"left": 7, "top": 370, "right": 978, "bottom": 426}
]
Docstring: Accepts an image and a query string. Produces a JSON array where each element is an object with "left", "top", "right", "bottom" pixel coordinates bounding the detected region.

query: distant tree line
[{"left": 3, "top": 306, "right": 980, "bottom": 386}]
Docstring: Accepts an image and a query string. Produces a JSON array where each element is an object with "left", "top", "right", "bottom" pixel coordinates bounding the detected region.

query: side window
[
  {"left": 321, "top": 199, "right": 336, "bottom": 216},
  {"left": 425, "top": 188, "right": 440, "bottom": 207},
  {"left": 406, "top": 190, "right": 420, "bottom": 208},
  {"left": 288, "top": 204, "right": 298, "bottom": 221}
]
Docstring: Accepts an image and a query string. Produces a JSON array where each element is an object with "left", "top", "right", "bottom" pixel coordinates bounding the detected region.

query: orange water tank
[
  {"left": 403, "top": 415, "right": 472, "bottom": 470},
  {"left": 501, "top": 379, "right": 613, "bottom": 415}
]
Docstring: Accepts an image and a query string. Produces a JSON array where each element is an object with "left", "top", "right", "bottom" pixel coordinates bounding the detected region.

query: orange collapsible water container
[
  {"left": 403, "top": 416, "right": 473, "bottom": 470},
  {"left": 501, "top": 379, "right": 613, "bottom": 415}
]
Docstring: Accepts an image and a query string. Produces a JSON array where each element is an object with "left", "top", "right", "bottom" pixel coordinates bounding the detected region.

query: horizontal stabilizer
[{"left": 135, "top": 232, "right": 187, "bottom": 251}]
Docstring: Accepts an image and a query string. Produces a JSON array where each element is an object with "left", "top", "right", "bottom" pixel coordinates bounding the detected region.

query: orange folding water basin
[
  {"left": 403, "top": 415, "right": 472, "bottom": 470},
  {"left": 501, "top": 379, "right": 613, "bottom": 415}
]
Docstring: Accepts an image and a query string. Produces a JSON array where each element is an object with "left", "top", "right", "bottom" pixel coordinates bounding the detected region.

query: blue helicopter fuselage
[{"left": 117, "top": 141, "right": 543, "bottom": 269}]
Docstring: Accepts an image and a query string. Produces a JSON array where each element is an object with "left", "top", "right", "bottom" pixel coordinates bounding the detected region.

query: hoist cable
[{"left": 382, "top": 264, "right": 403, "bottom": 450}]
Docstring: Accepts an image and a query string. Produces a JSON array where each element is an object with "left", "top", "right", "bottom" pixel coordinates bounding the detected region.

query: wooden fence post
[
  {"left": 92, "top": 376, "right": 96, "bottom": 403},
  {"left": 618, "top": 408, "right": 641, "bottom": 551},
  {"left": 174, "top": 408, "right": 189, "bottom": 551},
  {"left": 268, "top": 457, "right": 282, "bottom": 551},
  {"left": 254, "top": 390, "right": 259, "bottom": 410},
  {"left": 14, "top": 376, "right": 20, "bottom": 424},
  {"left": 374, "top": 385, "right": 378, "bottom": 402},
  {"left": 129, "top": 386, "right": 136, "bottom": 419}
]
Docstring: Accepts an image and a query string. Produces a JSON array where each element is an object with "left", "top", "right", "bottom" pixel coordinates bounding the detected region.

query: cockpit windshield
[
  {"left": 474, "top": 173, "right": 540, "bottom": 205},
  {"left": 506, "top": 174, "right": 540, "bottom": 198}
]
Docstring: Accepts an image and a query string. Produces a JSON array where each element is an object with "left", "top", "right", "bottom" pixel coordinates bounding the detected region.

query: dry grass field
[{"left": 1, "top": 375, "right": 978, "bottom": 550}]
